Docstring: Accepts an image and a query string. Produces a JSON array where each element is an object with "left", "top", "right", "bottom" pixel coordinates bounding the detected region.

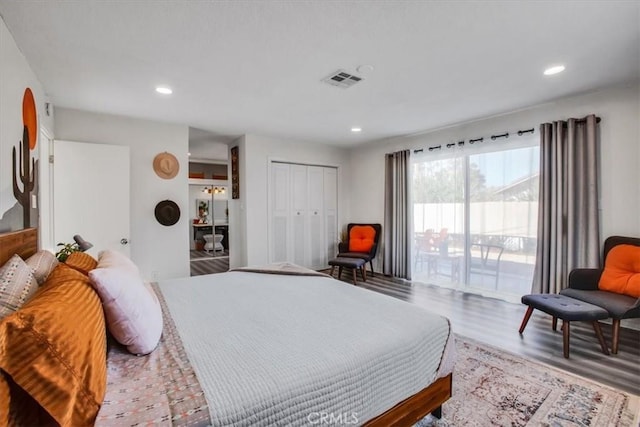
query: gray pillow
[{"left": 25, "top": 250, "right": 59, "bottom": 285}]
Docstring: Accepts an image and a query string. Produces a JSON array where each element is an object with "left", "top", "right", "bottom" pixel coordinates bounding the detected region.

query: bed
[{"left": 0, "top": 228, "right": 453, "bottom": 426}]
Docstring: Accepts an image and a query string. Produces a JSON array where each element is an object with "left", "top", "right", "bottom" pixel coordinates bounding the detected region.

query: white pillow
[
  {"left": 88, "top": 267, "right": 162, "bottom": 355},
  {"left": 97, "top": 249, "right": 139, "bottom": 273},
  {"left": 0, "top": 254, "right": 38, "bottom": 320}
]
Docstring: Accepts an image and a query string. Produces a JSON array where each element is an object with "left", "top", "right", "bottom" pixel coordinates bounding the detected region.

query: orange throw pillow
[
  {"left": 598, "top": 244, "right": 640, "bottom": 298},
  {"left": 348, "top": 225, "right": 376, "bottom": 253}
]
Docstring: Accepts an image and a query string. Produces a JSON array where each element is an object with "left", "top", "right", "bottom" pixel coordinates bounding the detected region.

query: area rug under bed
[{"left": 418, "top": 336, "right": 639, "bottom": 427}]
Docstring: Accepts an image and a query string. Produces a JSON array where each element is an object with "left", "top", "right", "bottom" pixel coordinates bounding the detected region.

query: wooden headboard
[{"left": 0, "top": 228, "right": 38, "bottom": 265}]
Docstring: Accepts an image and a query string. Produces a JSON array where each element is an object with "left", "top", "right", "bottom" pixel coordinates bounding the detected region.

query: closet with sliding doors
[{"left": 269, "top": 162, "right": 338, "bottom": 270}]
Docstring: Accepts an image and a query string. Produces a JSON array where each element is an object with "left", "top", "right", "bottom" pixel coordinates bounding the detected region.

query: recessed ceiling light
[
  {"left": 356, "top": 64, "right": 374, "bottom": 74},
  {"left": 543, "top": 65, "right": 565, "bottom": 76},
  {"left": 187, "top": 152, "right": 191, "bottom": 156},
  {"left": 351, "top": 127, "right": 362, "bottom": 133},
  {"left": 155, "top": 86, "right": 173, "bottom": 95}
]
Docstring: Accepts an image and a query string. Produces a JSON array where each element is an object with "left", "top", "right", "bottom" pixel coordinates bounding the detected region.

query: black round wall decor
[{"left": 155, "top": 200, "right": 180, "bottom": 226}]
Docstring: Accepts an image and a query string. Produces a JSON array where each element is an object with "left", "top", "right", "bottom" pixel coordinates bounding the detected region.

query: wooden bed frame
[
  {"left": 364, "top": 373, "right": 452, "bottom": 426},
  {"left": 0, "top": 227, "right": 452, "bottom": 426},
  {"left": 0, "top": 227, "right": 37, "bottom": 265}
]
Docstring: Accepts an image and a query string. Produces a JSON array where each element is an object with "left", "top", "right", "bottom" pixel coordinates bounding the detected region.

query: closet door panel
[
  {"left": 307, "top": 166, "right": 324, "bottom": 212},
  {"left": 292, "top": 211, "right": 307, "bottom": 266},
  {"left": 308, "top": 213, "right": 323, "bottom": 268},
  {"left": 290, "top": 164, "right": 308, "bottom": 265},
  {"left": 270, "top": 163, "right": 290, "bottom": 263},
  {"left": 324, "top": 168, "right": 338, "bottom": 261},
  {"left": 307, "top": 166, "right": 325, "bottom": 268},
  {"left": 290, "top": 164, "right": 308, "bottom": 212},
  {"left": 269, "top": 162, "right": 339, "bottom": 269}
]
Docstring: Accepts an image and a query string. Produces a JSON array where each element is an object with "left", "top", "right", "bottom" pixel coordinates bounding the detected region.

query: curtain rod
[
  {"left": 562, "top": 116, "right": 601, "bottom": 125},
  {"left": 412, "top": 116, "right": 602, "bottom": 154},
  {"left": 413, "top": 127, "right": 535, "bottom": 154}
]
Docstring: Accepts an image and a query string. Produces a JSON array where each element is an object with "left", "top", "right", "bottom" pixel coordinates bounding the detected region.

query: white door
[
  {"left": 324, "top": 167, "right": 338, "bottom": 261},
  {"left": 290, "top": 164, "right": 308, "bottom": 266},
  {"left": 269, "top": 163, "right": 289, "bottom": 263},
  {"left": 53, "top": 140, "right": 130, "bottom": 257},
  {"left": 307, "top": 166, "right": 325, "bottom": 269},
  {"left": 268, "top": 162, "right": 339, "bottom": 269}
]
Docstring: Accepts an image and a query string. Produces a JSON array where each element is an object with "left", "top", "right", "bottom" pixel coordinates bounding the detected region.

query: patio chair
[
  {"left": 469, "top": 243, "right": 504, "bottom": 288},
  {"left": 415, "top": 228, "right": 449, "bottom": 271}
]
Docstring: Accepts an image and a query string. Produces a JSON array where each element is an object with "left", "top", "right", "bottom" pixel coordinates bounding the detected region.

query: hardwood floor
[
  {"left": 326, "top": 269, "right": 640, "bottom": 395},
  {"left": 190, "top": 250, "right": 229, "bottom": 275}
]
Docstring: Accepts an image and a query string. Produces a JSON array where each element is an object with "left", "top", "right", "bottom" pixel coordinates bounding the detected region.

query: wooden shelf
[{"left": 188, "top": 178, "right": 229, "bottom": 186}]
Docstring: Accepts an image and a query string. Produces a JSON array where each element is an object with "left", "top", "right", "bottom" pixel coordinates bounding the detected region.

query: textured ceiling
[{"left": 0, "top": 1, "right": 638, "bottom": 147}]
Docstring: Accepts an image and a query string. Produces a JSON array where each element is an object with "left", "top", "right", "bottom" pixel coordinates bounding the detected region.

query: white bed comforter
[{"left": 158, "top": 271, "right": 451, "bottom": 426}]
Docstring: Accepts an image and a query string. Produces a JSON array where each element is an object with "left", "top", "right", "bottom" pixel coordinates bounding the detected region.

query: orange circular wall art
[{"left": 22, "top": 88, "right": 37, "bottom": 150}]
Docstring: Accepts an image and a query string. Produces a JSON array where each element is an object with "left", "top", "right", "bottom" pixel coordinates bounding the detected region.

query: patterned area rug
[{"left": 418, "top": 336, "right": 639, "bottom": 427}]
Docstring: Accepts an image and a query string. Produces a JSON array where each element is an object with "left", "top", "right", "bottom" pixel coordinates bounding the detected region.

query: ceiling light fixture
[
  {"left": 543, "top": 65, "right": 565, "bottom": 76},
  {"left": 356, "top": 65, "right": 374, "bottom": 74},
  {"left": 351, "top": 127, "right": 362, "bottom": 133},
  {"left": 203, "top": 186, "right": 226, "bottom": 195},
  {"left": 155, "top": 86, "right": 173, "bottom": 95}
]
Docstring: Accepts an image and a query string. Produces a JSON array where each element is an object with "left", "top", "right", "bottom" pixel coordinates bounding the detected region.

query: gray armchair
[
  {"left": 338, "top": 223, "right": 382, "bottom": 277},
  {"left": 559, "top": 236, "right": 640, "bottom": 354}
]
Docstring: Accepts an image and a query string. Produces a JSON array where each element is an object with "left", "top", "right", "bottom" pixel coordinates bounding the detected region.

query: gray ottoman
[
  {"left": 519, "top": 294, "right": 610, "bottom": 358},
  {"left": 328, "top": 257, "right": 367, "bottom": 285}
]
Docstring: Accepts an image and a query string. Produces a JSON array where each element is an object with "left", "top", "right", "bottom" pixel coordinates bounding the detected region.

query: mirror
[
  {"left": 213, "top": 200, "right": 228, "bottom": 224},
  {"left": 196, "top": 199, "right": 211, "bottom": 224}
]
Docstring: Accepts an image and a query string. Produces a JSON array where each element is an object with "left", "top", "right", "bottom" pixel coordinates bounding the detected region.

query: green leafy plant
[{"left": 55, "top": 242, "right": 81, "bottom": 262}]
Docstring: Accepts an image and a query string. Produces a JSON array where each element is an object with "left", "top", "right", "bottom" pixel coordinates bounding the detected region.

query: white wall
[
  {"left": 54, "top": 108, "right": 190, "bottom": 280},
  {"left": 349, "top": 83, "right": 640, "bottom": 252},
  {"left": 232, "top": 134, "right": 351, "bottom": 267},
  {"left": 228, "top": 135, "right": 246, "bottom": 268},
  {"left": 0, "top": 16, "right": 53, "bottom": 235},
  {"left": 188, "top": 141, "right": 229, "bottom": 162}
]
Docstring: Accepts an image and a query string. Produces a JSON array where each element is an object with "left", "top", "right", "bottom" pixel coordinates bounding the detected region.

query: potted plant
[
  {"left": 55, "top": 235, "right": 93, "bottom": 262},
  {"left": 55, "top": 242, "right": 81, "bottom": 262}
]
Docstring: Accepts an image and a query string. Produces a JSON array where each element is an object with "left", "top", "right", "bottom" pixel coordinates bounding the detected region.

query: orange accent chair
[
  {"left": 560, "top": 236, "right": 640, "bottom": 354},
  {"left": 337, "top": 223, "right": 382, "bottom": 277}
]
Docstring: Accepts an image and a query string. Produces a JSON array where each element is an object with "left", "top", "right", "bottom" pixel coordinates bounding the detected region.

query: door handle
[{"left": 120, "top": 238, "right": 129, "bottom": 245}]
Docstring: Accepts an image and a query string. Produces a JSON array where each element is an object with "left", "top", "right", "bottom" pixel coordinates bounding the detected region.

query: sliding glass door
[
  {"left": 413, "top": 157, "right": 465, "bottom": 283},
  {"left": 412, "top": 143, "right": 539, "bottom": 300}
]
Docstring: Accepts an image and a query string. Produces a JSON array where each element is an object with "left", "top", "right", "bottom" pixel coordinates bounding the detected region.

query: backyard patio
[{"left": 412, "top": 231, "right": 536, "bottom": 302}]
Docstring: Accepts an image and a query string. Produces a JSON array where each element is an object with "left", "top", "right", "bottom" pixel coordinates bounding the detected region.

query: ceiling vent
[{"left": 321, "top": 70, "right": 363, "bottom": 89}]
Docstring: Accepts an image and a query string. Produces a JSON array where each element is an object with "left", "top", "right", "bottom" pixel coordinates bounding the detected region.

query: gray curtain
[
  {"left": 532, "top": 114, "right": 600, "bottom": 294},
  {"left": 383, "top": 150, "right": 411, "bottom": 279}
]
